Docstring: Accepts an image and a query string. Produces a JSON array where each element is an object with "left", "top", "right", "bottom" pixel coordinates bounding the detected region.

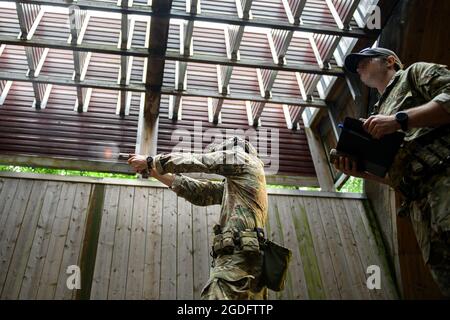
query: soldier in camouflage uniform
[
  {"left": 334, "top": 47, "right": 450, "bottom": 296},
  {"left": 128, "top": 136, "right": 268, "bottom": 299}
]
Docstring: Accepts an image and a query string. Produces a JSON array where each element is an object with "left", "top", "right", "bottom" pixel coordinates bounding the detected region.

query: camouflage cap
[{"left": 344, "top": 47, "right": 403, "bottom": 73}]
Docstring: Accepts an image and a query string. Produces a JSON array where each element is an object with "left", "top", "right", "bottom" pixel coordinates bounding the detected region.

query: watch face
[{"left": 396, "top": 112, "right": 407, "bottom": 122}]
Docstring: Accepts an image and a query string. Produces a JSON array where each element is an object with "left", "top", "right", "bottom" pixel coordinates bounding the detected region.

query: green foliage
[
  {"left": 0, "top": 165, "right": 136, "bottom": 179},
  {"left": 267, "top": 184, "right": 298, "bottom": 190},
  {"left": 338, "top": 176, "right": 363, "bottom": 193},
  {"left": 267, "top": 184, "right": 321, "bottom": 191}
]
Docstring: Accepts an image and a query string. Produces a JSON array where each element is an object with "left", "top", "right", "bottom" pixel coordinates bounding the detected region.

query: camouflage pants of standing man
[
  {"left": 410, "top": 167, "right": 450, "bottom": 297},
  {"left": 201, "top": 251, "right": 267, "bottom": 300}
]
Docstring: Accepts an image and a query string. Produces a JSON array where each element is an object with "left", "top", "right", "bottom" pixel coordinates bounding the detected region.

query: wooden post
[{"left": 303, "top": 123, "right": 335, "bottom": 192}]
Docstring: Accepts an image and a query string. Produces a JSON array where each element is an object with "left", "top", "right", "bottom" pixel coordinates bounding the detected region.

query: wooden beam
[
  {"left": 0, "top": 81, "right": 13, "bottom": 106},
  {"left": 208, "top": 97, "right": 223, "bottom": 124},
  {"left": 0, "top": 71, "right": 330, "bottom": 108},
  {"left": 5, "top": 0, "right": 376, "bottom": 38},
  {"left": 0, "top": 35, "right": 346, "bottom": 77},
  {"left": 345, "top": 71, "right": 366, "bottom": 118},
  {"left": 282, "top": 0, "right": 307, "bottom": 24},
  {"left": 291, "top": 105, "right": 305, "bottom": 128},
  {"left": 173, "top": 0, "right": 198, "bottom": 120},
  {"left": 270, "top": 29, "right": 295, "bottom": 65},
  {"left": 169, "top": 95, "right": 183, "bottom": 121},
  {"left": 144, "top": 0, "right": 172, "bottom": 123},
  {"left": 118, "top": 0, "right": 131, "bottom": 117},
  {"left": 321, "top": 1, "right": 362, "bottom": 67},
  {"left": 246, "top": 100, "right": 265, "bottom": 126},
  {"left": 214, "top": 0, "right": 253, "bottom": 101},
  {"left": 327, "top": 104, "right": 340, "bottom": 141},
  {"left": 15, "top": 2, "right": 48, "bottom": 109},
  {"left": 136, "top": 93, "right": 158, "bottom": 161},
  {"left": 68, "top": 5, "right": 89, "bottom": 112},
  {"left": 303, "top": 125, "right": 336, "bottom": 192},
  {"left": 325, "top": 0, "right": 345, "bottom": 30},
  {"left": 342, "top": 0, "right": 361, "bottom": 29},
  {"left": 305, "top": 1, "right": 362, "bottom": 96},
  {"left": 255, "top": 31, "right": 280, "bottom": 102}
]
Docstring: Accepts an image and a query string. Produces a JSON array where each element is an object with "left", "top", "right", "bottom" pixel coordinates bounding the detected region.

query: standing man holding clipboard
[{"left": 333, "top": 47, "right": 450, "bottom": 296}]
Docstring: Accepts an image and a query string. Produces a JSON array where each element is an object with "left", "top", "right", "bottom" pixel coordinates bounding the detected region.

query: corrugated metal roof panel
[
  {"left": 193, "top": 27, "right": 227, "bottom": 57},
  {"left": 39, "top": 49, "right": 74, "bottom": 79},
  {"left": 171, "top": 0, "right": 186, "bottom": 12},
  {"left": 333, "top": 0, "right": 355, "bottom": 22},
  {"left": 271, "top": 71, "right": 302, "bottom": 99},
  {"left": 131, "top": 20, "right": 148, "bottom": 48},
  {"left": 201, "top": 0, "right": 238, "bottom": 16},
  {"left": 187, "top": 62, "right": 218, "bottom": 92},
  {"left": 130, "top": 56, "right": 145, "bottom": 84},
  {"left": 302, "top": 0, "right": 337, "bottom": 26},
  {"left": 84, "top": 53, "right": 121, "bottom": 82},
  {"left": 167, "top": 21, "right": 181, "bottom": 51},
  {"left": 0, "top": 45, "right": 28, "bottom": 74},
  {"left": 229, "top": 67, "right": 260, "bottom": 96},
  {"left": 33, "top": 12, "right": 70, "bottom": 41},
  {"left": 162, "top": 59, "right": 176, "bottom": 87},
  {"left": 0, "top": 7, "right": 20, "bottom": 37},
  {"left": 83, "top": 16, "right": 121, "bottom": 46},
  {"left": 285, "top": 34, "right": 318, "bottom": 65},
  {"left": 0, "top": 82, "right": 138, "bottom": 160},
  {"left": 313, "top": 33, "right": 338, "bottom": 59},
  {"left": 251, "top": 0, "right": 288, "bottom": 21},
  {"left": 239, "top": 32, "right": 273, "bottom": 61}
]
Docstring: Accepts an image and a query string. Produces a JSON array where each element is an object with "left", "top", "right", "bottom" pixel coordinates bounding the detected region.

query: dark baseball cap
[{"left": 344, "top": 47, "right": 403, "bottom": 73}]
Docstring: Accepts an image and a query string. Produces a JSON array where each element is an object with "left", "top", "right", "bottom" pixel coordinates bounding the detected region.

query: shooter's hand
[{"left": 127, "top": 154, "right": 148, "bottom": 174}]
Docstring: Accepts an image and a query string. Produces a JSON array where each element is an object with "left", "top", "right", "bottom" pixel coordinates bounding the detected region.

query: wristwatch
[
  {"left": 395, "top": 111, "right": 409, "bottom": 131},
  {"left": 146, "top": 156, "right": 154, "bottom": 170}
]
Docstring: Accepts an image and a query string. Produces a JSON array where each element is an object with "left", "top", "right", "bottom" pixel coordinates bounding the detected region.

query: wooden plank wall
[{"left": 0, "top": 175, "right": 398, "bottom": 300}]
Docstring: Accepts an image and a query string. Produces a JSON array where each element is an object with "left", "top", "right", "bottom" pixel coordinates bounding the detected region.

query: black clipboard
[{"left": 333, "top": 117, "right": 405, "bottom": 177}]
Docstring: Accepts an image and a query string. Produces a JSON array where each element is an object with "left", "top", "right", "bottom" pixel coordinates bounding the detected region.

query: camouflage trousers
[
  {"left": 201, "top": 251, "right": 267, "bottom": 300},
  {"left": 409, "top": 167, "right": 450, "bottom": 297}
]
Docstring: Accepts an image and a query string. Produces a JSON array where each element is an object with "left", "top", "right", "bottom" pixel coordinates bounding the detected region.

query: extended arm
[
  {"left": 152, "top": 151, "right": 247, "bottom": 176},
  {"left": 128, "top": 159, "right": 224, "bottom": 206}
]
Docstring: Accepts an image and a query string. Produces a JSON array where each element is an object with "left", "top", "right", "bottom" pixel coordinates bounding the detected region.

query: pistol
[
  {"left": 118, "top": 153, "right": 131, "bottom": 160},
  {"left": 119, "top": 153, "right": 149, "bottom": 178}
]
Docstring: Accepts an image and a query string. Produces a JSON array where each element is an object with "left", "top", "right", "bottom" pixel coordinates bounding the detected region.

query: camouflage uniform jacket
[
  {"left": 373, "top": 62, "right": 450, "bottom": 189},
  {"left": 151, "top": 140, "right": 268, "bottom": 233},
  {"left": 372, "top": 62, "right": 450, "bottom": 262}
]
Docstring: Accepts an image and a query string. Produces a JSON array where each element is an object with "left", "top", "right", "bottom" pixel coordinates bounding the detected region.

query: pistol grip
[{"left": 141, "top": 170, "right": 149, "bottom": 179}]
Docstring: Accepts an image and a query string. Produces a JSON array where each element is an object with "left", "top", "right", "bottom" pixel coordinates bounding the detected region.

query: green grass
[{"left": 0, "top": 165, "right": 135, "bottom": 179}]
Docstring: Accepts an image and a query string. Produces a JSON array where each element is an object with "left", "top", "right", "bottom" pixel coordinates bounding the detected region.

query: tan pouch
[
  {"left": 239, "top": 230, "right": 260, "bottom": 253},
  {"left": 221, "top": 231, "right": 235, "bottom": 254}
]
